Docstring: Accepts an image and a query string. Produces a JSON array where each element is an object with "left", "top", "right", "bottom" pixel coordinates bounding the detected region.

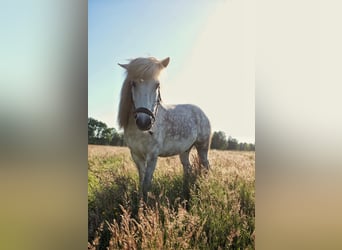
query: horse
[{"left": 117, "top": 56, "right": 211, "bottom": 200}]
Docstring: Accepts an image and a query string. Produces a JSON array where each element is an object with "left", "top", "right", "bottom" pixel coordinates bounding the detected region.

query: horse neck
[{"left": 157, "top": 101, "right": 168, "bottom": 114}]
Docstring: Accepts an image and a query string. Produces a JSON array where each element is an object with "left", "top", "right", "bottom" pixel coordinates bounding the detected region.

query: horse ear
[
  {"left": 161, "top": 57, "right": 170, "bottom": 68},
  {"left": 118, "top": 63, "right": 129, "bottom": 69}
]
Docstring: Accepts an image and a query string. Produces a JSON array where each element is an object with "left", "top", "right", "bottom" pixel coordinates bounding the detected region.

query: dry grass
[{"left": 88, "top": 145, "right": 255, "bottom": 249}]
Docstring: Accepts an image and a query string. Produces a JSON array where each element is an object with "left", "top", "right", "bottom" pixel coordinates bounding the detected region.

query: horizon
[{"left": 88, "top": 116, "right": 254, "bottom": 145}]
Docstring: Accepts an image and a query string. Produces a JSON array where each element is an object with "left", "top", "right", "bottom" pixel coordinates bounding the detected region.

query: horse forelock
[
  {"left": 126, "top": 57, "right": 164, "bottom": 79},
  {"left": 118, "top": 57, "right": 164, "bottom": 129}
]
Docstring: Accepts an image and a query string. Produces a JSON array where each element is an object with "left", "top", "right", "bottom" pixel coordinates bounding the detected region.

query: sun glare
[{"left": 164, "top": 1, "right": 255, "bottom": 142}]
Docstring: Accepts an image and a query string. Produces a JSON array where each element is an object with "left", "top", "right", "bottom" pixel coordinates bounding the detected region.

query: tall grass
[{"left": 88, "top": 145, "right": 255, "bottom": 249}]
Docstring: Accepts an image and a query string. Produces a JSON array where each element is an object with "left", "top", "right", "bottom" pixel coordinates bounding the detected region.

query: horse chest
[{"left": 125, "top": 129, "right": 158, "bottom": 154}]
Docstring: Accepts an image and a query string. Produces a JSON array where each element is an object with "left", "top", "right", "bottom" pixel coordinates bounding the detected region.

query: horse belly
[{"left": 159, "top": 137, "right": 195, "bottom": 157}]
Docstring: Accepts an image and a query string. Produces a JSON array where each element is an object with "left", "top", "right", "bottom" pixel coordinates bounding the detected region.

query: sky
[{"left": 89, "top": 0, "right": 255, "bottom": 143}]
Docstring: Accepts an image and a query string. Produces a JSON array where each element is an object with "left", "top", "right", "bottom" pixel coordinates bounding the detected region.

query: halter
[{"left": 132, "top": 87, "right": 161, "bottom": 132}]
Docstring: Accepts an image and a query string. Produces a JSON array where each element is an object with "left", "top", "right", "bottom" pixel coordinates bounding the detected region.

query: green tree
[
  {"left": 210, "top": 131, "right": 228, "bottom": 150},
  {"left": 101, "top": 127, "right": 115, "bottom": 145},
  {"left": 227, "top": 136, "right": 239, "bottom": 150},
  {"left": 88, "top": 117, "right": 126, "bottom": 146},
  {"left": 88, "top": 117, "right": 98, "bottom": 140},
  {"left": 238, "top": 142, "right": 248, "bottom": 151},
  {"left": 110, "top": 130, "right": 126, "bottom": 146},
  {"left": 88, "top": 118, "right": 110, "bottom": 145},
  {"left": 88, "top": 117, "right": 108, "bottom": 143}
]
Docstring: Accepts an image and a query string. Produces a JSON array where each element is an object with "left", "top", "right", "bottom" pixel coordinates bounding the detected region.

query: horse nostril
[{"left": 136, "top": 116, "right": 152, "bottom": 131}]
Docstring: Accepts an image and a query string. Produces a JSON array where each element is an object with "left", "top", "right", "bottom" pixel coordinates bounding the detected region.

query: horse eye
[
  {"left": 155, "top": 82, "right": 160, "bottom": 89},
  {"left": 131, "top": 81, "right": 136, "bottom": 87}
]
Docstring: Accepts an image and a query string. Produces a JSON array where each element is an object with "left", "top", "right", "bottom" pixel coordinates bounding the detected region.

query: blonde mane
[{"left": 118, "top": 57, "right": 168, "bottom": 129}]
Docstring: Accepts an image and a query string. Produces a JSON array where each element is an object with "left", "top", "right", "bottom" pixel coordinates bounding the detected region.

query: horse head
[{"left": 119, "top": 57, "right": 169, "bottom": 131}]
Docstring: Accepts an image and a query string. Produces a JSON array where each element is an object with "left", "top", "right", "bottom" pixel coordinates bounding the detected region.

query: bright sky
[{"left": 88, "top": 0, "right": 255, "bottom": 143}]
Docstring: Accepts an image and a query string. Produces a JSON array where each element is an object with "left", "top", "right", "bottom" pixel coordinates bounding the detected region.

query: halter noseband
[
  {"left": 133, "top": 107, "right": 156, "bottom": 122},
  {"left": 132, "top": 87, "right": 161, "bottom": 132}
]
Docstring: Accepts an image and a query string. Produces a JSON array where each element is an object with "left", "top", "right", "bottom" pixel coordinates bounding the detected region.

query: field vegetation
[{"left": 88, "top": 145, "right": 255, "bottom": 249}]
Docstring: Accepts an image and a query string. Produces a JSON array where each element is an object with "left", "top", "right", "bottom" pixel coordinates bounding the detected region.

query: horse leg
[
  {"left": 142, "top": 157, "right": 158, "bottom": 201},
  {"left": 179, "top": 150, "right": 192, "bottom": 201},
  {"left": 195, "top": 140, "right": 210, "bottom": 173},
  {"left": 131, "top": 152, "right": 146, "bottom": 199}
]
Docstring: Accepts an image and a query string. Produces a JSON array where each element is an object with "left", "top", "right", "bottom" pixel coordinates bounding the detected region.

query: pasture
[{"left": 88, "top": 145, "right": 255, "bottom": 249}]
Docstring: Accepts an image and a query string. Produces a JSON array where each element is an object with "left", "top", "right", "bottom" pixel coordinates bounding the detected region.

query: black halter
[
  {"left": 133, "top": 107, "right": 156, "bottom": 121},
  {"left": 132, "top": 87, "right": 161, "bottom": 131}
]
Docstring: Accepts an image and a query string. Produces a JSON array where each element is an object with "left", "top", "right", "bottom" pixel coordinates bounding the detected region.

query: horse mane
[{"left": 118, "top": 57, "right": 166, "bottom": 129}]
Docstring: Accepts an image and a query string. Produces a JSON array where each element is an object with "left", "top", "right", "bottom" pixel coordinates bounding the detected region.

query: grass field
[{"left": 88, "top": 145, "right": 255, "bottom": 249}]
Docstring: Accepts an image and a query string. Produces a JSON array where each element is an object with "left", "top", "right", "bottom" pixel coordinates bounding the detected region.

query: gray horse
[{"left": 118, "top": 57, "right": 211, "bottom": 200}]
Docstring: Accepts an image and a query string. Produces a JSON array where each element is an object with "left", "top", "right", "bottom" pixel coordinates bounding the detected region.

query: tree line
[
  {"left": 88, "top": 117, "right": 125, "bottom": 146},
  {"left": 88, "top": 117, "right": 254, "bottom": 151},
  {"left": 210, "top": 131, "right": 255, "bottom": 151}
]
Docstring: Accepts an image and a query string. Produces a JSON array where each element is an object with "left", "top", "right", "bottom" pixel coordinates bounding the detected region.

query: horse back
[{"left": 158, "top": 104, "right": 211, "bottom": 154}]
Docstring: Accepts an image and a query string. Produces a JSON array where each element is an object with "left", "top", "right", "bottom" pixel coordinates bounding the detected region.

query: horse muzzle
[{"left": 134, "top": 107, "right": 155, "bottom": 131}]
